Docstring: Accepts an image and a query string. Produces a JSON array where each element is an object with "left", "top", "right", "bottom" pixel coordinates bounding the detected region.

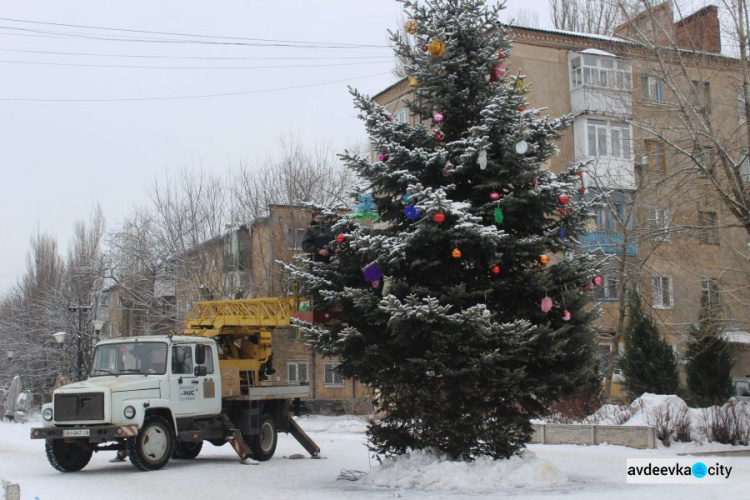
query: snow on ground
[{"left": 1, "top": 414, "right": 750, "bottom": 499}]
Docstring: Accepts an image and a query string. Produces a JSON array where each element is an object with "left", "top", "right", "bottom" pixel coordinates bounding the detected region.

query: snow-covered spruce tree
[
  {"left": 289, "top": 0, "right": 598, "bottom": 460},
  {"left": 685, "top": 312, "right": 733, "bottom": 407},
  {"left": 618, "top": 291, "right": 680, "bottom": 399}
]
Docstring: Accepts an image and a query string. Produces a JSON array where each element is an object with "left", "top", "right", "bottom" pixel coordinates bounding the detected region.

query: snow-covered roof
[{"left": 580, "top": 48, "right": 618, "bottom": 57}]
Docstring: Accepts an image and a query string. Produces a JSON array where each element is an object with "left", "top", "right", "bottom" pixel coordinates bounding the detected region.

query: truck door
[{"left": 170, "top": 344, "right": 200, "bottom": 416}]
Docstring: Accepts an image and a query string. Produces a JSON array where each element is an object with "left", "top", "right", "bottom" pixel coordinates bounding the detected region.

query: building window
[
  {"left": 394, "top": 107, "right": 409, "bottom": 124},
  {"left": 323, "top": 362, "right": 344, "bottom": 386},
  {"left": 587, "top": 120, "right": 631, "bottom": 159},
  {"left": 738, "top": 88, "right": 747, "bottom": 124},
  {"left": 594, "top": 275, "right": 620, "bottom": 301},
  {"left": 698, "top": 211, "right": 718, "bottom": 245},
  {"left": 695, "top": 147, "right": 713, "bottom": 176},
  {"left": 740, "top": 152, "right": 750, "bottom": 181},
  {"left": 648, "top": 208, "right": 670, "bottom": 239},
  {"left": 692, "top": 81, "right": 710, "bottom": 111},
  {"left": 645, "top": 139, "right": 666, "bottom": 173},
  {"left": 100, "top": 293, "right": 110, "bottom": 307},
  {"left": 701, "top": 279, "right": 721, "bottom": 310},
  {"left": 287, "top": 361, "right": 309, "bottom": 383},
  {"left": 652, "top": 276, "right": 673, "bottom": 309},
  {"left": 286, "top": 227, "right": 306, "bottom": 250},
  {"left": 597, "top": 343, "right": 622, "bottom": 378},
  {"left": 570, "top": 54, "right": 631, "bottom": 90},
  {"left": 642, "top": 75, "right": 664, "bottom": 104}
]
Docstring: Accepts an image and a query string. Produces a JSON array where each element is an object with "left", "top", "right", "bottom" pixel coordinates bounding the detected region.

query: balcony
[{"left": 579, "top": 231, "right": 637, "bottom": 257}]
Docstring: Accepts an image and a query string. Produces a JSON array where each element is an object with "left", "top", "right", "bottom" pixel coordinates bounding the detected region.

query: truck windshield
[{"left": 90, "top": 342, "right": 168, "bottom": 376}]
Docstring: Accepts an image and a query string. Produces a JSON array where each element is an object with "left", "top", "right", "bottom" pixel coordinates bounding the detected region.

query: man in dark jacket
[{"left": 301, "top": 210, "right": 334, "bottom": 263}]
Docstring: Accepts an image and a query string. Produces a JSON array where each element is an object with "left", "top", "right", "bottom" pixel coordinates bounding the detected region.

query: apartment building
[
  {"left": 97, "top": 204, "right": 369, "bottom": 413},
  {"left": 373, "top": 4, "right": 750, "bottom": 398}
]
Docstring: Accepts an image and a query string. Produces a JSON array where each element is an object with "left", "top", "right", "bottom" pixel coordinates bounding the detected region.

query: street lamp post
[{"left": 68, "top": 305, "right": 91, "bottom": 381}]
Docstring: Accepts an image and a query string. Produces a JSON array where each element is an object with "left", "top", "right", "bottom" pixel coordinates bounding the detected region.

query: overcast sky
[{"left": 0, "top": 0, "right": 552, "bottom": 292}]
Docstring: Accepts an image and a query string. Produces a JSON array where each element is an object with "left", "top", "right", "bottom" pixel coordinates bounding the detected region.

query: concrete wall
[
  {"left": 530, "top": 423, "right": 657, "bottom": 449},
  {"left": 2, "top": 479, "right": 21, "bottom": 500}
]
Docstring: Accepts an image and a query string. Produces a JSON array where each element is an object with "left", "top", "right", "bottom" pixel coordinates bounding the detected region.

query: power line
[
  {"left": 0, "top": 58, "right": 392, "bottom": 70},
  {"left": 0, "top": 48, "right": 394, "bottom": 61},
  {"left": 0, "top": 18, "right": 390, "bottom": 49},
  {"left": 0, "top": 71, "right": 391, "bottom": 102}
]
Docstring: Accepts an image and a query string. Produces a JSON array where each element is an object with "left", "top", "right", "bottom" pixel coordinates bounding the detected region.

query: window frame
[
  {"left": 642, "top": 74, "right": 665, "bottom": 104},
  {"left": 587, "top": 119, "right": 632, "bottom": 160},
  {"left": 645, "top": 139, "right": 666, "bottom": 173},
  {"left": 323, "top": 362, "right": 344, "bottom": 387},
  {"left": 287, "top": 361, "right": 309, "bottom": 383},
  {"left": 692, "top": 80, "right": 711, "bottom": 112},
  {"left": 594, "top": 274, "right": 621, "bottom": 301},
  {"left": 571, "top": 53, "right": 632, "bottom": 91},
  {"left": 597, "top": 343, "right": 623, "bottom": 379},
  {"left": 701, "top": 278, "right": 721, "bottom": 310},
  {"left": 652, "top": 276, "right": 674, "bottom": 309},
  {"left": 698, "top": 211, "right": 719, "bottom": 245},
  {"left": 286, "top": 227, "right": 306, "bottom": 250}
]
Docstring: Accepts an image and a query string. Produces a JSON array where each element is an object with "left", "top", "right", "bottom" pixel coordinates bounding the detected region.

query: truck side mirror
[
  {"left": 195, "top": 344, "right": 206, "bottom": 365},
  {"left": 194, "top": 366, "right": 208, "bottom": 377}
]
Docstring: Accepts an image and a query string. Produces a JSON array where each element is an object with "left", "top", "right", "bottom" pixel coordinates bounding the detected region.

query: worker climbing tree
[{"left": 289, "top": 0, "right": 599, "bottom": 460}]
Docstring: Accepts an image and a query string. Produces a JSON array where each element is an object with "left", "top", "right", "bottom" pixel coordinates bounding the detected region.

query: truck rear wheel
[
  {"left": 45, "top": 439, "right": 93, "bottom": 472},
  {"left": 172, "top": 440, "right": 203, "bottom": 459},
  {"left": 248, "top": 414, "right": 277, "bottom": 461},
  {"left": 128, "top": 415, "right": 174, "bottom": 471}
]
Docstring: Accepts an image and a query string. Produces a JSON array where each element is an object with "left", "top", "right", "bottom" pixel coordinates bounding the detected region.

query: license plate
[{"left": 62, "top": 429, "right": 90, "bottom": 438}]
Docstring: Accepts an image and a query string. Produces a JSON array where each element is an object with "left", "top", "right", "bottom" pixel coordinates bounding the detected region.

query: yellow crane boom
[{"left": 184, "top": 296, "right": 303, "bottom": 394}]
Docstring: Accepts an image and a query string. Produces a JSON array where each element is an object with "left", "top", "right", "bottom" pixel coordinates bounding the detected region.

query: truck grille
[{"left": 54, "top": 393, "right": 104, "bottom": 421}]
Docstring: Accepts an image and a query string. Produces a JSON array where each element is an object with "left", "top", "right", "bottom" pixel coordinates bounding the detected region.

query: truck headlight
[
  {"left": 123, "top": 406, "right": 136, "bottom": 419},
  {"left": 43, "top": 408, "right": 53, "bottom": 421}
]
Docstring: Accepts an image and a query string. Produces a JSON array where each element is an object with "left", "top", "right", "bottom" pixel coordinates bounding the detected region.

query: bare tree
[{"left": 550, "top": 0, "right": 625, "bottom": 35}]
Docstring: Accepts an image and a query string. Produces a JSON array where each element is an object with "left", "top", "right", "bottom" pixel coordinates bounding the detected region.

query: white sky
[{"left": 0, "top": 0, "right": 552, "bottom": 292}]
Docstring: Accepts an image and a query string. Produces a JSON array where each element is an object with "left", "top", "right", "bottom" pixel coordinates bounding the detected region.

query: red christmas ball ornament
[
  {"left": 434, "top": 130, "right": 446, "bottom": 142},
  {"left": 491, "top": 265, "right": 500, "bottom": 275},
  {"left": 443, "top": 164, "right": 455, "bottom": 177},
  {"left": 490, "top": 66, "right": 500, "bottom": 82},
  {"left": 559, "top": 194, "right": 569, "bottom": 205},
  {"left": 490, "top": 191, "right": 501, "bottom": 201},
  {"left": 452, "top": 248, "right": 462, "bottom": 259},
  {"left": 433, "top": 212, "right": 446, "bottom": 224},
  {"left": 498, "top": 51, "right": 506, "bottom": 60},
  {"left": 539, "top": 255, "right": 550, "bottom": 265},
  {"left": 379, "top": 152, "right": 389, "bottom": 162},
  {"left": 372, "top": 280, "right": 379, "bottom": 288},
  {"left": 336, "top": 234, "right": 345, "bottom": 244},
  {"left": 593, "top": 275, "right": 603, "bottom": 287},
  {"left": 519, "top": 105, "right": 526, "bottom": 112},
  {"left": 420, "top": 43, "right": 428, "bottom": 52},
  {"left": 562, "top": 310, "right": 572, "bottom": 321},
  {"left": 385, "top": 114, "right": 393, "bottom": 121}
]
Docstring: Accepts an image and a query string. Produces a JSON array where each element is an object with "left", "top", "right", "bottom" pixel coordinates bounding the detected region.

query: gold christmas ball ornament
[
  {"left": 404, "top": 19, "right": 419, "bottom": 35},
  {"left": 428, "top": 38, "right": 446, "bottom": 57},
  {"left": 408, "top": 75, "right": 419, "bottom": 88}
]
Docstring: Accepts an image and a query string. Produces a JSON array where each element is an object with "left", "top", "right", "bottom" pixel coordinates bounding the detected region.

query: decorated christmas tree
[{"left": 290, "top": 0, "right": 599, "bottom": 460}]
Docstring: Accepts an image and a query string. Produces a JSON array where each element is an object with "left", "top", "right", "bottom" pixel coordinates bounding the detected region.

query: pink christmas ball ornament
[
  {"left": 490, "top": 191, "right": 501, "bottom": 201},
  {"left": 433, "top": 112, "right": 444, "bottom": 123},
  {"left": 379, "top": 152, "right": 389, "bottom": 162},
  {"left": 593, "top": 275, "right": 603, "bottom": 287}
]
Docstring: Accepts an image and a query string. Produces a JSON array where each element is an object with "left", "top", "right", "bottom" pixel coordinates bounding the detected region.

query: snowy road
[{"left": 2, "top": 416, "right": 749, "bottom": 499}]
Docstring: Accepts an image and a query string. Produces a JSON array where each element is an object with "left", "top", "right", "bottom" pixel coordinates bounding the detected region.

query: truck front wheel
[
  {"left": 248, "top": 414, "right": 277, "bottom": 461},
  {"left": 127, "top": 415, "right": 174, "bottom": 471},
  {"left": 45, "top": 439, "right": 93, "bottom": 472}
]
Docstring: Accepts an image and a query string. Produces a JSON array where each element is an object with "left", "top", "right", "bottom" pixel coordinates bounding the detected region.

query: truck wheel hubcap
[
  {"left": 260, "top": 423, "right": 273, "bottom": 451},
  {"left": 143, "top": 426, "right": 167, "bottom": 460}
]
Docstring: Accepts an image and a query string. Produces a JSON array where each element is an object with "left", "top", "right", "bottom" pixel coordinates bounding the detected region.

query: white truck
[{"left": 30, "top": 297, "right": 320, "bottom": 472}]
